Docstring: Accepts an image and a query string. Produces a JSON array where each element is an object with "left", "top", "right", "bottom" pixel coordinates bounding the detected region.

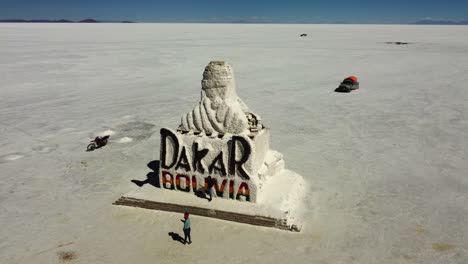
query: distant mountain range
[
  {"left": 0, "top": 19, "right": 134, "bottom": 23},
  {"left": 412, "top": 19, "right": 468, "bottom": 25},
  {"left": 1, "top": 18, "right": 467, "bottom": 25}
]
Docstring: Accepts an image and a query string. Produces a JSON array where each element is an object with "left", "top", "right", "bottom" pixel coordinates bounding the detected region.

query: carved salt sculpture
[{"left": 159, "top": 61, "right": 285, "bottom": 202}]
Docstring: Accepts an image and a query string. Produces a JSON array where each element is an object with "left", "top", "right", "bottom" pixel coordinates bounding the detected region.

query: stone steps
[{"left": 113, "top": 196, "right": 300, "bottom": 232}]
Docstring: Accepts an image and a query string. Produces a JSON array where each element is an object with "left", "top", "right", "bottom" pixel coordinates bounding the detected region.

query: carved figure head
[{"left": 201, "top": 61, "right": 237, "bottom": 100}]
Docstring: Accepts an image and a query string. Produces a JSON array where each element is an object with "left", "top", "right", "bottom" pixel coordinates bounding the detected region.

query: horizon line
[{"left": 1, "top": 18, "right": 468, "bottom": 25}]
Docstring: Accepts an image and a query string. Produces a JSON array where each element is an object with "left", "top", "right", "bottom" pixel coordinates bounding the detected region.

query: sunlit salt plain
[{"left": 1, "top": 23, "right": 468, "bottom": 264}]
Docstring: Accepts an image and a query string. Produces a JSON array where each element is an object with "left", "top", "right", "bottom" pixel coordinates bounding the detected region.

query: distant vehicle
[
  {"left": 336, "top": 76, "right": 359, "bottom": 93},
  {"left": 385, "top": 41, "right": 410, "bottom": 45},
  {"left": 87, "top": 135, "right": 110, "bottom": 151},
  {"left": 300, "top": 34, "right": 307, "bottom": 37}
]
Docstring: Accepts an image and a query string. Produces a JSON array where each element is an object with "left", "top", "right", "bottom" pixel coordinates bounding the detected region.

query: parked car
[{"left": 336, "top": 76, "right": 359, "bottom": 93}]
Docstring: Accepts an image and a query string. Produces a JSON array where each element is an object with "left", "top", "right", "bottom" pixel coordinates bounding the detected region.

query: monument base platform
[
  {"left": 113, "top": 195, "right": 300, "bottom": 231},
  {"left": 113, "top": 170, "right": 306, "bottom": 232}
]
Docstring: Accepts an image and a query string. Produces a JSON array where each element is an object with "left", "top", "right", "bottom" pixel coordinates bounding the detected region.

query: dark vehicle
[
  {"left": 335, "top": 76, "right": 359, "bottom": 93},
  {"left": 87, "top": 135, "right": 110, "bottom": 151},
  {"left": 300, "top": 33, "right": 307, "bottom": 37}
]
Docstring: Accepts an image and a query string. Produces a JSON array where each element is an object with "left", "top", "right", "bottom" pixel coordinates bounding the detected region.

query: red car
[{"left": 336, "top": 76, "right": 359, "bottom": 93}]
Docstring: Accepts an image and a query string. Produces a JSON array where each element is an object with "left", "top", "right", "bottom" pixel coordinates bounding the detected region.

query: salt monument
[
  {"left": 159, "top": 61, "right": 286, "bottom": 202},
  {"left": 115, "top": 61, "right": 306, "bottom": 231}
]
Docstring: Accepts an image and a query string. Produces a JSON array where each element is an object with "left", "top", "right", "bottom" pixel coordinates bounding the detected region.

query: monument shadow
[{"left": 131, "top": 160, "right": 161, "bottom": 188}]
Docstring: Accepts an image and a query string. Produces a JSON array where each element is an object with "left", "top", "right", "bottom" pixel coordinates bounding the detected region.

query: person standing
[
  {"left": 206, "top": 176, "right": 215, "bottom": 202},
  {"left": 181, "top": 212, "right": 192, "bottom": 244}
]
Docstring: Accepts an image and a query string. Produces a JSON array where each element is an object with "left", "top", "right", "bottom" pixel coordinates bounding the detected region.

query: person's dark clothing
[
  {"left": 207, "top": 177, "right": 214, "bottom": 188},
  {"left": 94, "top": 137, "right": 103, "bottom": 145},
  {"left": 206, "top": 177, "right": 215, "bottom": 201},
  {"left": 94, "top": 136, "right": 109, "bottom": 147},
  {"left": 183, "top": 227, "right": 191, "bottom": 244}
]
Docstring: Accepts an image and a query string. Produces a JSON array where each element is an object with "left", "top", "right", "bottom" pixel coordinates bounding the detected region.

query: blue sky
[{"left": 0, "top": 0, "right": 467, "bottom": 23}]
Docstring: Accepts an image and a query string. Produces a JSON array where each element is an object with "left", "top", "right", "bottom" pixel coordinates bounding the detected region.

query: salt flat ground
[{"left": 1, "top": 24, "right": 468, "bottom": 264}]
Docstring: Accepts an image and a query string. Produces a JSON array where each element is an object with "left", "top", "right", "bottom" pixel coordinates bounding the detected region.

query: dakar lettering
[
  {"left": 160, "top": 128, "right": 251, "bottom": 178},
  {"left": 159, "top": 128, "right": 252, "bottom": 201}
]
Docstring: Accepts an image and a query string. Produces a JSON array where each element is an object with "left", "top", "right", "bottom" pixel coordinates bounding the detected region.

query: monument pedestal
[{"left": 114, "top": 169, "right": 306, "bottom": 232}]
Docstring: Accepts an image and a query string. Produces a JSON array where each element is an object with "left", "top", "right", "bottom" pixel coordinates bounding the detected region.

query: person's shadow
[
  {"left": 168, "top": 232, "right": 185, "bottom": 244},
  {"left": 131, "top": 160, "right": 161, "bottom": 188},
  {"left": 194, "top": 188, "right": 209, "bottom": 201}
]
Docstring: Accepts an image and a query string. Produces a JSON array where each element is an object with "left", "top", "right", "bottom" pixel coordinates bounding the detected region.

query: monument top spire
[
  {"left": 202, "top": 61, "right": 234, "bottom": 90},
  {"left": 179, "top": 61, "right": 259, "bottom": 135}
]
